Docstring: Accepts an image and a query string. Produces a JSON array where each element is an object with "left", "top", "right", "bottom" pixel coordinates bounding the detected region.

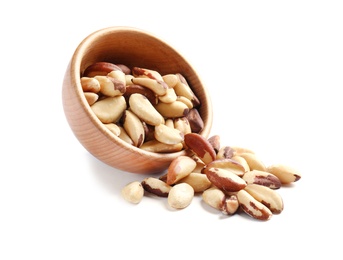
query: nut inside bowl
[{"left": 62, "top": 26, "right": 213, "bottom": 174}]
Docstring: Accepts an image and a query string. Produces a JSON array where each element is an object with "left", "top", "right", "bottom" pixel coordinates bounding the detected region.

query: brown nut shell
[
  {"left": 83, "top": 61, "right": 122, "bottom": 77},
  {"left": 203, "top": 167, "right": 247, "bottom": 192},
  {"left": 141, "top": 177, "right": 172, "bottom": 197},
  {"left": 166, "top": 156, "right": 197, "bottom": 185},
  {"left": 184, "top": 133, "right": 216, "bottom": 165},
  {"left": 242, "top": 170, "right": 282, "bottom": 189},
  {"left": 237, "top": 189, "right": 272, "bottom": 221}
]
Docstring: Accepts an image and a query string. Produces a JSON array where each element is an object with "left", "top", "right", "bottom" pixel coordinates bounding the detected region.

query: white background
[{"left": 1, "top": 1, "right": 342, "bottom": 259}]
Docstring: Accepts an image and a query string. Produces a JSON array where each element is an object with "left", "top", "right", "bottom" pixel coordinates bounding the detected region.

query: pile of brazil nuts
[
  {"left": 122, "top": 133, "right": 301, "bottom": 221},
  {"left": 80, "top": 61, "right": 301, "bottom": 221},
  {"left": 80, "top": 61, "right": 204, "bottom": 151}
]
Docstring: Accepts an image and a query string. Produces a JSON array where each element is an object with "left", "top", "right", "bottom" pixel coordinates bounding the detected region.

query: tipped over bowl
[{"left": 62, "top": 26, "right": 213, "bottom": 174}]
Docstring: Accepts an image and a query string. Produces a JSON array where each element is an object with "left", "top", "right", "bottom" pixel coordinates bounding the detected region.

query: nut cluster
[
  {"left": 122, "top": 133, "right": 301, "bottom": 221},
  {"left": 81, "top": 62, "right": 301, "bottom": 220},
  {"left": 80, "top": 62, "right": 204, "bottom": 152}
]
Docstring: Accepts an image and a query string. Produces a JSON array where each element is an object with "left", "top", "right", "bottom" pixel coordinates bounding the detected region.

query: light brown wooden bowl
[{"left": 62, "top": 26, "right": 213, "bottom": 174}]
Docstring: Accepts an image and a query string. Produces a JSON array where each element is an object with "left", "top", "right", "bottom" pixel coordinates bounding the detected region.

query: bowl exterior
[{"left": 62, "top": 26, "right": 212, "bottom": 174}]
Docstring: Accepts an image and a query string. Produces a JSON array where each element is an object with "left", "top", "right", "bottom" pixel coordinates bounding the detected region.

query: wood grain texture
[{"left": 62, "top": 26, "right": 213, "bottom": 174}]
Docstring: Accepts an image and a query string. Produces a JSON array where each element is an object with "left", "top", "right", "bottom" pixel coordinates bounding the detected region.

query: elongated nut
[
  {"left": 244, "top": 184, "right": 284, "bottom": 214},
  {"left": 231, "top": 155, "right": 250, "bottom": 173},
  {"left": 177, "top": 95, "right": 194, "bottom": 109},
  {"left": 162, "top": 74, "right": 178, "bottom": 88},
  {"left": 242, "top": 170, "right": 281, "bottom": 189},
  {"left": 91, "top": 96, "right": 126, "bottom": 124},
  {"left": 84, "top": 92, "right": 99, "bottom": 105},
  {"left": 140, "top": 140, "right": 183, "bottom": 153},
  {"left": 237, "top": 189, "right": 272, "bottom": 221},
  {"left": 155, "top": 101, "right": 190, "bottom": 118},
  {"left": 141, "top": 177, "right": 172, "bottom": 197},
  {"left": 204, "top": 159, "right": 246, "bottom": 177},
  {"left": 166, "top": 156, "right": 197, "bottom": 185},
  {"left": 154, "top": 124, "right": 184, "bottom": 145},
  {"left": 129, "top": 93, "right": 164, "bottom": 126},
  {"left": 203, "top": 167, "right": 247, "bottom": 192},
  {"left": 83, "top": 61, "right": 122, "bottom": 77},
  {"left": 158, "top": 87, "right": 177, "bottom": 103},
  {"left": 185, "top": 108, "right": 204, "bottom": 133},
  {"left": 202, "top": 187, "right": 226, "bottom": 211},
  {"left": 239, "top": 152, "right": 266, "bottom": 171},
  {"left": 164, "top": 118, "right": 174, "bottom": 128},
  {"left": 184, "top": 133, "right": 216, "bottom": 165},
  {"left": 266, "top": 164, "right": 301, "bottom": 184},
  {"left": 122, "top": 110, "right": 145, "bottom": 147},
  {"left": 174, "top": 73, "right": 200, "bottom": 106},
  {"left": 104, "top": 123, "right": 121, "bottom": 136},
  {"left": 132, "top": 67, "right": 163, "bottom": 81},
  {"left": 81, "top": 77, "right": 101, "bottom": 93},
  {"left": 121, "top": 181, "right": 144, "bottom": 204},
  {"left": 118, "top": 126, "right": 133, "bottom": 145},
  {"left": 177, "top": 172, "right": 212, "bottom": 193},
  {"left": 168, "top": 183, "right": 194, "bottom": 209},
  {"left": 131, "top": 77, "right": 167, "bottom": 96}
]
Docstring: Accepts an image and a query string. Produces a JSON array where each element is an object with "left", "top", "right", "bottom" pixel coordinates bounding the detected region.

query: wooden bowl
[{"left": 62, "top": 26, "right": 213, "bottom": 174}]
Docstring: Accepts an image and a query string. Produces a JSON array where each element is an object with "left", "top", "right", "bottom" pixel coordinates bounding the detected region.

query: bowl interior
[{"left": 64, "top": 26, "right": 212, "bottom": 174}]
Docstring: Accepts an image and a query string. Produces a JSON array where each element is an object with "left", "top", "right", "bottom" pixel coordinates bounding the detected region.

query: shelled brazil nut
[
  {"left": 121, "top": 133, "right": 302, "bottom": 221},
  {"left": 80, "top": 61, "right": 204, "bottom": 153}
]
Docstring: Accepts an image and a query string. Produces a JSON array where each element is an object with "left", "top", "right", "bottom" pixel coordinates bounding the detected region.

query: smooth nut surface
[
  {"left": 83, "top": 61, "right": 122, "bottom": 77},
  {"left": 242, "top": 170, "right": 282, "bottom": 189},
  {"left": 141, "top": 177, "right": 172, "bottom": 197},
  {"left": 122, "top": 110, "right": 145, "bottom": 147},
  {"left": 155, "top": 101, "right": 190, "bottom": 118},
  {"left": 121, "top": 181, "right": 144, "bottom": 204},
  {"left": 239, "top": 152, "right": 266, "bottom": 172},
  {"left": 184, "top": 133, "right": 216, "bottom": 165},
  {"left": 154, "top": 124, "right": 184, "bottom": 145},
  {"left": 266, "top": 164, "right": 301, "bottom": 184},
  {"left": 177, "top": 172, "right": 212, "bottom": 193},
  {"left": 129, "top": 93, "right": 164, "bottom": 126},
  {"left": 203, "top": 167, "right": 247, "bottom": 192},
  {"left": 168, "top": 183, "right": 194, "bottom": 209},
  {"left": 140, "top": 140, "right": 183, "bottom": 153},
  {"left": 202, "top": 187, "right": 226, "bottom": 211},
  {"left": 91, "top": 96, "right": 126, "bottom": 124},
  {"left": 131, "top": 77, "right": 167, "bottom": 96},
  {"left": 81, "top": 77, "right": 100, "bottom": 93},
  {"left": 204, "top": 159, "right": 246, "bottom": 177},
  {"left": 166, "top": 156, "right": 197, "bottom": 185}
]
